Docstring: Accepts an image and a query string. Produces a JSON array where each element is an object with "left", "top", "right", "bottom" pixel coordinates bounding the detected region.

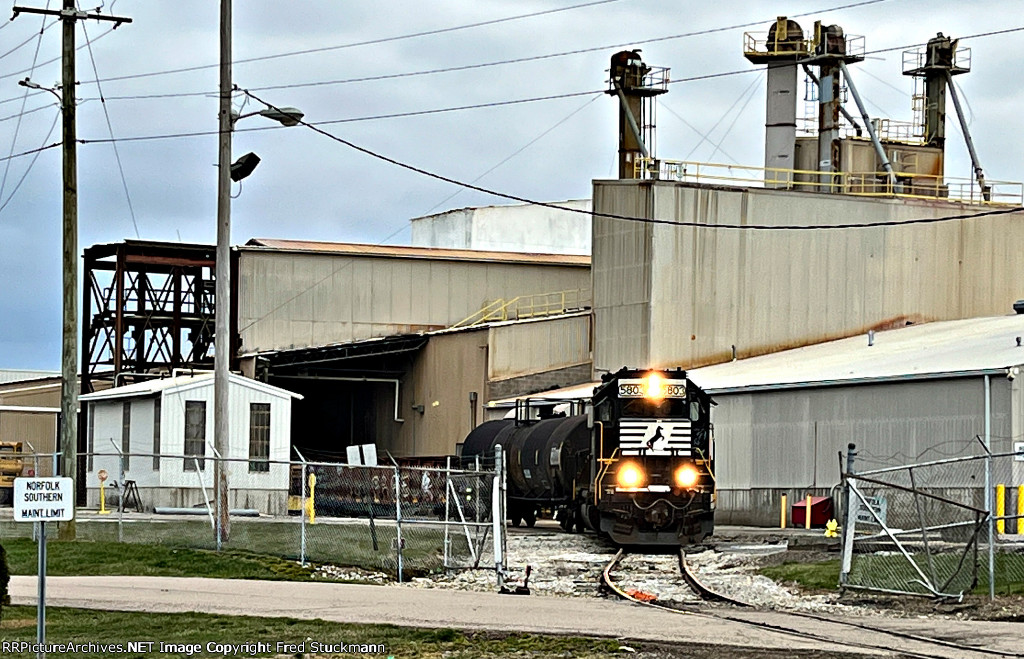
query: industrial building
[
  {"left": 593, "top": 18, "right": 1024, "bottom": 373},
  {"left": 489, "top": 313, "right": 1024, "bottom": 524}
]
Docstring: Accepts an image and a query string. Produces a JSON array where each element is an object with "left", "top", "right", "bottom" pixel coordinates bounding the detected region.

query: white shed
[{"left": 79, "top": 373, "right": 302, "bottom": 515}]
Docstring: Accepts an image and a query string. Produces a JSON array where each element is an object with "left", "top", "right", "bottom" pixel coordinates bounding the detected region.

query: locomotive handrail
[{"left": 594, "top": 446, "right": 620, "bottom": 506}]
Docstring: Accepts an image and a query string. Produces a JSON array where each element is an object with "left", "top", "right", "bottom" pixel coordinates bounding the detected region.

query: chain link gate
[{"left": 841, "top": 445, "right": 1024, "bottom": 599}]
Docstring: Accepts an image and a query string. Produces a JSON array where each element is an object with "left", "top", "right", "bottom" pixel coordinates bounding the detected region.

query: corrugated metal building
[
  {"left": 592, "top": 179, "right": 1024, "bottom": 373},
  {"left": 488, "top": 315, "right": 1024, "bottom": 524},
  {"left": 237, "top": 238, "right": 590, "bottom": 354}
]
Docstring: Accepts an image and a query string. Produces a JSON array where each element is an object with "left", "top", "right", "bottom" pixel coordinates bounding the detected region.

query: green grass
[
  {"left": 2, "top": 538, "right": 315, "bottom": 580},
  {"left": 759, "top": 559, "right": 841, "bottom": 592},
  {"left": 0, "top": 516, "right": 474, "bottom": 578},
  {"left": 0, "top": 606, "right": 623, "bottom": 658}
]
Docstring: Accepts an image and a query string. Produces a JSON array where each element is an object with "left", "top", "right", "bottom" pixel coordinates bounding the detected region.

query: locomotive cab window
[
  {"left": 690, "top": 401, "right": 700, "bottom": 421},
  {"left": 620, "top": 397, "right": 687, "bottom": 417}
]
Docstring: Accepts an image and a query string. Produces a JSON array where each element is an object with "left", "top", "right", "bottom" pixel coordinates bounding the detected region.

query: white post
[
  {"left": 985, "top": 374, "right": 995, "bottom": 599},
  {"left": 492, "top": 445, "right": 504, "bottom": 588},
  {"left": 443, "top": 456, "right": 451, "bottom": 571},
  {"left": 394, "top": 466, "right": 403, "bottom": 582},
  {"left": 300, "top": 458, "right": 307, "bottom": 566}
]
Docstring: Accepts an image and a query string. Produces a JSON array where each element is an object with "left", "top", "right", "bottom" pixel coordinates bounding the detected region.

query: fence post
[
  {"left": 984, "top": 374, "right": 995, "bottom": 600},
  {"left": 493, "top": 445, "right": 504, "bottom": 589},
  {"left": 300, "top": 458, "right": 307, "bottom": 566},
  {"left": 394, "top": 466, "right": 403, "bottom": 583},
  {"left": 443, "top": 456, "right": 451, "bottom": 571},
  {"left": 109, "top": 438, "right": 125, "bottom": 544},
  {"left": 839, "top": 443, "right": 857, "bottom": 586}
]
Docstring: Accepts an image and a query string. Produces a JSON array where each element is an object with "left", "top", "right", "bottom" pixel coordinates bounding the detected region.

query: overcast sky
[{"left": 1, "top": 0, "right": 1020, "bottom": 370}]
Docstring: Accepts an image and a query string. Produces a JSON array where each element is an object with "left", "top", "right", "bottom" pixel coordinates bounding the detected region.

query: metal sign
[
  {"left": 13, "top": 477, "right": 74, "bottom": 522},
  {"left": 1015, "top": 442, "right": 1024, "bottom": 462},
  {"left": 855, "top": 494, "right": 887, "bottom": 525}
]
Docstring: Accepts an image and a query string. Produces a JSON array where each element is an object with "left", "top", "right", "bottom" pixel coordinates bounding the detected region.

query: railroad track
[{"left": 600, "top": 548, "right": 1021, "bottom": 659}]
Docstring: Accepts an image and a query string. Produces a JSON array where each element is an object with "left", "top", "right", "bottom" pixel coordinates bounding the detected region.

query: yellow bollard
[
  {"left": 996, "top": 484, "right": 1005, "bottom": 534},
  {"left": 780, "top": 494, "right": 787, "bottom": 529},
  {"left": 306, "top": 472, "right": 317, "bottom": 525},
  {"left": 97, "top": 469, "right": 111, "bottom": 515},
  {"left": 805, "top": 494, "right": 813, "bottom": 530},
  {"left": 1018, "top": 485, "right": 1024, "bottom": 536}
]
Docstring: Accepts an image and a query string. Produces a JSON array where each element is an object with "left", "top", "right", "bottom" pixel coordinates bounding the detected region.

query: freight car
[{"left": 462, "top": 367, "right": 715, "bottom": 545}]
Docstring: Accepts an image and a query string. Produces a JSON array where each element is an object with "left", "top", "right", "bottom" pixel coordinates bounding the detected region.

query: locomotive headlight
[
  {"left": 616, "top": 462, "right": 646, "bottom": 489},
  {"left": 674, "top": 464, "right": 699, "bottom": 489},
  {"left": 644, "top": 372, "right": 664, "bottom": 400}
]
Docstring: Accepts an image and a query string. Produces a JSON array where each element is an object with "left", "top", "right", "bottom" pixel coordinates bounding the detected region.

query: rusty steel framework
[{"left": 81, "top": 240, "right": 238, "bottom": 395}]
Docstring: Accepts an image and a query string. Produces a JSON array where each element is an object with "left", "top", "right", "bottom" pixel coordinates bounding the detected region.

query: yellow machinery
[{"left": 0, "top": 442, "right": 25, "bottom": 504}]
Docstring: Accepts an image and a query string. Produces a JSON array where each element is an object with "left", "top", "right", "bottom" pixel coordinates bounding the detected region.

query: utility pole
[
  {"left": 12, "top": 2, "right": 131, "bottom": 540},
  {"left": 214, "top": 0, "right": 233, "bottom": 547}
]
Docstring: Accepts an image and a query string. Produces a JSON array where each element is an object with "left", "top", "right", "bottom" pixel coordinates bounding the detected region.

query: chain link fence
[
  {"left": 841, "top": 444, "right": 1024, "bottom": 599},
  {"left": 0, "top": 450, "right": 507, "bottom": 583}
]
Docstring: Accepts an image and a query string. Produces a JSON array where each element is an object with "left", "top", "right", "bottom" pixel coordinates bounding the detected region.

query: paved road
[{"left": 10, "top": 576, "right": 1020, "bottom": 658}]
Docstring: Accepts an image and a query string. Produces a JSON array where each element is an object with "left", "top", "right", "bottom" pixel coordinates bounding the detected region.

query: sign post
[{"left": 13, "top": 476, "right": 74, "bottom": 659}]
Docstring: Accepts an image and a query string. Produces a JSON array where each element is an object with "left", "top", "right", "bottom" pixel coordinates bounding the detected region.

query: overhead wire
[
  {"left": 68, "top": 0, "right": 890, "bottom": 100},
  {"left": 79, "top": 10, "right": 140, "bottom": 238},
  {"left": 85, "top": 0, "right": 631, "bottom": 84},
  {"left": 684, "top": 72, "right": 762, "bottom": 161},
  {"left": 0, "top": 109, "right": 60, "bottom": 214},
  {"left": 0, "top": 19, "right": 56, "bottom": 61},
  {"left": 243, "top": 89, "right": 1023, "bottom": 233},
  {"left": 0, "top": 24, "right": 116, "bottom": 83},
  {"left": 420, "top": 93, "right": 602, "bottom": 215},
  {"left": 0, "top": 3, "right": 50, "bottom": 207},
  {"left": 659, "top": 102, "right": 741, "bottom": 166}
]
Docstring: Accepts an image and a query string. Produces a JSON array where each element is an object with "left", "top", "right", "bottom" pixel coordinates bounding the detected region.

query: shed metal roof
[
  {"left": 79, "top": 372, "right": 302, "bottom": 402},
  {"left": 487, "top": 315, "right": 1024, "bottom": 404},
  {"left": 242, "top": 238, "right": 590, "bottom": 266}
]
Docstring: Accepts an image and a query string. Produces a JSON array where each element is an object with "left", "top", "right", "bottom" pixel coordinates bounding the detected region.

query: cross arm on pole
[{"left": 12, "top": 5, "right": 132, "bottom": 26}]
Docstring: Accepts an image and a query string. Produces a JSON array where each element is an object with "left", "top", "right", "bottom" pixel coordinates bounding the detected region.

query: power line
[
  {"left": 1, "top": 5, "right": 50, "bottom": 207},
  {"left": 422, "top": 93, "right": 603, "bottom": 215},
  {"left": 0, "top": 24, "right": 116, "bottom": 83},
  {"left": 78, "top": 89, "right": 607, "bottom": 145},
  {"left": 0, "top": 141, "right": 61, "bottom": 164},
  {"left": 84, "top": 0, "right": 630, "bottom": 84},
  {"left": 65, "top": 0, "right": 890, "bottom": 102},
  {"left": 243, "top": 88, "right": 1022, "bottom": 232},
  {"left": 80, "top": 15, "right": 139, "bottom": 238},
  {"left": 0, "top": 18, "right": 56, "bottom": 61},
  {"left": 0, "top": 109, "right": 60, "bottom": 214}
]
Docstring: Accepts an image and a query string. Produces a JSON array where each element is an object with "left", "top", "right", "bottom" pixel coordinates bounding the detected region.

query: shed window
[
  {"left": 122, "top": 401, "right": 132, "bottom": 471},
  {"left": 183, "top": 400, "right": 206, "bottom": 471},
  {"left": 249, "top": 403, "right": 271, "bottom": 472},
  {"left": 153, "top": 398, "right": 161, "bottom": 470},
  {"left": 87, "top": 403, "right": 94, "bottom": 472}
]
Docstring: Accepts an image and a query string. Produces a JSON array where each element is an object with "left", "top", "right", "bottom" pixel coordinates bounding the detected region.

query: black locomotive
[{"left": 462, "top": 367, "right": 715, "bottom": 545}]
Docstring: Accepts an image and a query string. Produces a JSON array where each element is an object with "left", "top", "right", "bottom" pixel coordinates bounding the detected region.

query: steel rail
[{"left": 599, "top": 549, "right": 1015, "bottom": 659}]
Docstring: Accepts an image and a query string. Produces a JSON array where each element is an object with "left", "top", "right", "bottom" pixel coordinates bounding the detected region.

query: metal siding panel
[{"left": 595, "top": 180, "right": 1024, "bottom": 371}]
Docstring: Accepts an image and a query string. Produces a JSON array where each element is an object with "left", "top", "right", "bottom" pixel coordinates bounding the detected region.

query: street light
[{"left": 215, "top": 0, "right": 302, "bottom": 547}]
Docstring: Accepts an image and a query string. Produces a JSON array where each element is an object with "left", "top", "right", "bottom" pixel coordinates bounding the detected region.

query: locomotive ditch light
[
  {"left": 616, "top": 461, "right": 646, "bottom": 489},
  {"left": 674, "top": 464, "right": 699, "bottom": 489},
  {"left": 644, "top": 372, "right": 664, "bottom": 400}
]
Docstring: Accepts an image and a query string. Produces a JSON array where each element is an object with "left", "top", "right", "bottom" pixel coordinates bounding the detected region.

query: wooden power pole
[{"left": 12, "top": 1, "right": 131, "bottom": 540}]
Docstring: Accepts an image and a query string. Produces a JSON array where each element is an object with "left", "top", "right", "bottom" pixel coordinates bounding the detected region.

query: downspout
[
  {"left": 838, "top": 61, "right": 896, "bottom": 188},
  {"left": 613, "top": 81, "right": 650, "bottom": 160},
  {"left": 946, "top": 70, "right": 990, "bottom": 201}
]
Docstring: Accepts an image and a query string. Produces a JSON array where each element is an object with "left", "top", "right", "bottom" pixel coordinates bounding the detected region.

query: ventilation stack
[
  {"left": 743, "top": 18, "right": 809, "bottom": 188},
  {"left": 605, "top": 50, "right": 668, "bottom": 179}
]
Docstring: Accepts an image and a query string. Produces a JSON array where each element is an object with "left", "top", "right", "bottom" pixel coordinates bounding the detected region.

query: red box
[{"left": 792, "top": 496, "right": 834, "bottom": 527}]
